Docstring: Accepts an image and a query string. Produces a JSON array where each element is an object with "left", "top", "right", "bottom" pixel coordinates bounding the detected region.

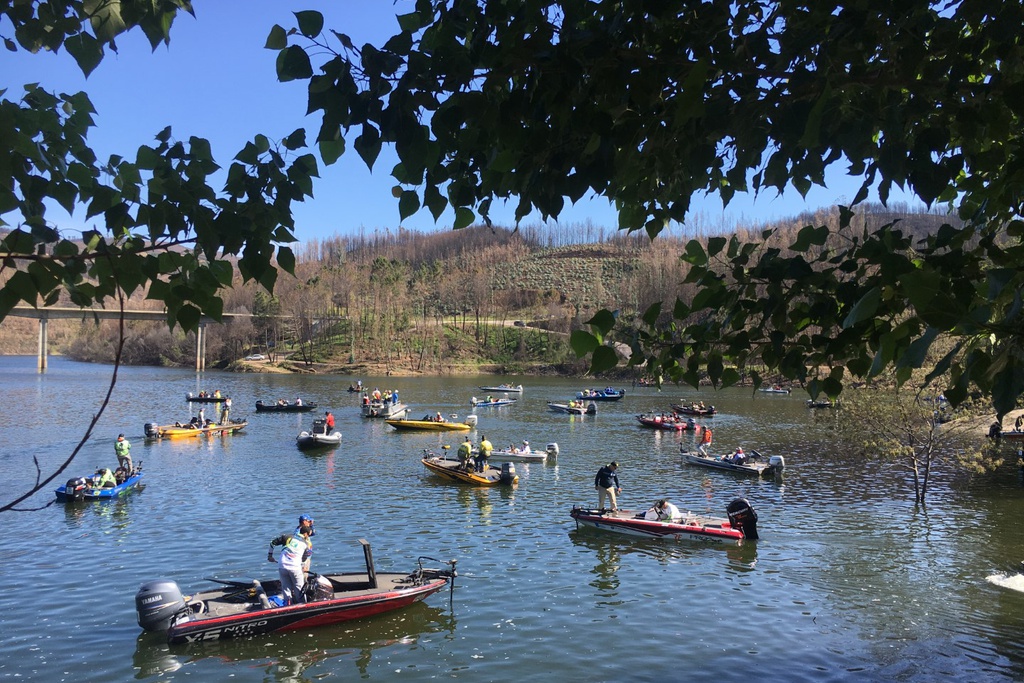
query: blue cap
[{"left": 299, "top": 514, "right": 313, "bottom": 523}]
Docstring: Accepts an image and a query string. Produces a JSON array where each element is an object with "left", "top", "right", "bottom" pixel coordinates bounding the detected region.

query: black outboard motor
[
  {"left": 144, "top": 422, "right": 160, "bottom": 438},
  {"left": 63, "top": 477, "right": 89, "bottom": 501},
  {"left": 136, "top": 580, "right": 186, "bottom": 632},
  {"left": 726, "top": 498, "right": 759, "bottom": 540},
  {"left": 499, "top": 462, "right": 517, "bottom": 484}
]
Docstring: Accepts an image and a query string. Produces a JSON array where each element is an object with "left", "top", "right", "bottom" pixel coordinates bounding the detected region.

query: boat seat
[{"left": 327, "top": 576, "right": 375, "bottom": 592}]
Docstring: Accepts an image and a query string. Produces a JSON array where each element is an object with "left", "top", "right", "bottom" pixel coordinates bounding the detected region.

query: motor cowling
[
  {"left": 546, "top": 443, "right": 559, "bottom": 456},
  {"left": 768, "top": 455, "right": 786, "bottom": 474},
  {"left": 144, "top": 422, "right": 159, "bottom": 438},
  {"left": 64, "top": 477, "right": 89, "bottom": 501},
  {"left": 500, "top": 462, "right": 517, "bottom": 484},
  {"left": 465, "top": 415, "right": 479, "bottom": 427},
  {"left": 726, "top": 498, "right": 759, "bottom": 540},
  {"left": 136, "top": 580, "right": 186, "bottom": 632}
]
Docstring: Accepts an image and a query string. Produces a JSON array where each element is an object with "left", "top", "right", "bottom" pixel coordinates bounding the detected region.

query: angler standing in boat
[
  {"left": 477, "top": 435, "right": 493, "bottom": 472},
  {"left": 325, "top": 411, "right": 335, "bottom": 431},
  {"left": 594, "top": 461, "right": 622, "bottom": 512},
  {"left": 268, "top": 516, "right": 315, "bottom": 605},
  {"left": 114, "top": 433, "right": 132, "bottom": 474}
]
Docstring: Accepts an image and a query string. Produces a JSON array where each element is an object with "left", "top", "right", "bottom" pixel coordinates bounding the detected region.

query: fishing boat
[
  {"left": 296, "top": 419, "right": 342, "bottom": 449},
  {"left": 421, "top": 452, "right": 518, "bottom": 485},
  {"left": 255, "top": 400, "right": 317, "bottom": 413},
  {"left": 806, "top": 398, "right": 836, "bottom": 409},
  {"left": 144, "top": 419, "right": 248, "bottom": 439},
  {"left": 186, "top": 392, "right": 228, "bottom": 403},
  {"left": 478, "top": 383, "right": 523, "bottom": 393},
  {"left": 569, "top": 498, "right": 759, "bottom": 545},
  {"left": 470, "top": 395, "right": 517, "bottom": 407},
  {"left": 547, "top": 401, "right": 597, "bottom": 415},
  {"left": 135, "top": 539, "right": 457, "bottom": 645},
  {"left": 55, "top": 466, "right": 144, "bottom": 502},
  {"left": 475, "top": 442, "right": 558, "bottom": 463},
  {"left": 759, "top": 385, "right": 791, "bottom": 394},
  {"left": 671, "top": 403, "right": 718, "bottom": 417},
  {"left": 576, "top": 387, "right": 626, "bottom": 401},
  {"left": 361, "top": 399, "right": 410, "bottom": 419},
  {"left": 635, "top": 413, "right": 694, "bottom": 431},
  {"left": 386, "top": 414, "right": 478, "bottom": 431},
  {"left": 681, "top": 448, "right": 785, "bottom": 477}
]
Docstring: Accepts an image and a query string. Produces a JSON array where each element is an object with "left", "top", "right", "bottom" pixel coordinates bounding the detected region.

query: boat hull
[
  {"left": 421, "top": 457, "right": 518, "bottom": 485},
  {"left": 296, "top": 432, "right": 342, "bottom": 449},
  {"left": 147, "top": 421, "right": 248, "bottom": 439},
  {"left": 186, "top": 395, "right": 228, "bottom": 403},
  {"left": 479, "top": 385, "right": 523, "bottom": 393},
  {"left": 256, "top": 401, "right": 317, "bottom": 413},
  {"left": 362, "top": 401, "right": 410, "bottom": 418},
  {"left": 547, "top": 402, "right": 596, "bottom": 415},
  {"left": 55, "top": 472, "right": 143, "bottom": 501},
  {"left": 681, "top": 451, "right": 784, "bottom": 477},
  {"left": 570, "top": 507, "right": 746, "bottom": 545},
  {"left": 386, "top": 419, "right": 472, "bottom": 431},
  {"left": 161, "top": 573, "right": 449, "bottom": 645}
]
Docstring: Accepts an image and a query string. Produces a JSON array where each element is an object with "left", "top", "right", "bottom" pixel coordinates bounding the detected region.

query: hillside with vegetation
[{"left": 0, "top": 203, "right": 954, "bottom": 379}]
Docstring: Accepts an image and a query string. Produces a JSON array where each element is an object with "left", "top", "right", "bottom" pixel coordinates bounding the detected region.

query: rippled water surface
[{"left": 2, "top": 357, "right": 1023, "bottom": 682}]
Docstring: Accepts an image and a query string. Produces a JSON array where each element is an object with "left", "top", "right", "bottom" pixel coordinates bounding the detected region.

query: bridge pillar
[
  {"left": 195, "top": 323, "right": 206, "bottom": 372},
  {"left": 37, "top": 317, "right": 48, "bottom": 372}
]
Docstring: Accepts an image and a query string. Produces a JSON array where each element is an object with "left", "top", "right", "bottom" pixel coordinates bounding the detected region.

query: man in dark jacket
[{"left": 594, "top": 462, "right": 622, "bottom": 511}]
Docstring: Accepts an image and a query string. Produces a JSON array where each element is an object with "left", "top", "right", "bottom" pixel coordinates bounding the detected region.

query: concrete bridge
[{"left": 8, "top": 306, "right": 247, "bottom": 372}]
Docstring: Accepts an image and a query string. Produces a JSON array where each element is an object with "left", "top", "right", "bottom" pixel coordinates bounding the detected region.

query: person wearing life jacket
[
  {"left": 458, "top": 437, "right": 473, "bottom": 471},
  {"left": 114, "top": 433, "right": 132, "bottom": 474},
  {"left": 730, "top": 447, "right": 747, "bottom": 465},
  {"left": 267, "top": 517, "right": 314, "bottom": 605},
  {"left": 698, "top": 426, "right": 713, "bottom": 456},
  {"left": 92, "top": 468, "right": 117, "bottom": 488}
]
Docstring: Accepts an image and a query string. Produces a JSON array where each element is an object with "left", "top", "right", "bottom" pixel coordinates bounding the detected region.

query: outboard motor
[
  {"left": 144, "top": 422, "right": 159, "bottom": 438},
  {"left": 136, "top": 580, "right": 186, "bottom": 632},
  {"left": 499, "top": 462, "right": 517, "bottom": 484},
  {"left": 312, "top": 418, "right": 327, "bottom": 435},
  {"left": 586, "top": 402, "right": 597, "bottom": 415},
  {"left": 726, "top": 498, "right": 759, "bottom": 540},
  {"left": 546, "top": 443, "right": 559, "bottom": 457},
  {"left": 767, "top": 455, "right": 786, "bottom": 476},
  {"left": 465, "top": 414, "right": 479, "bottom": 427},
  {"left": 63, "top": 477, "right": 89, "bottom": 501}
]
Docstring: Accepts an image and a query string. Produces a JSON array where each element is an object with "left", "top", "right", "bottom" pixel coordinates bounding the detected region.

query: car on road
[
  {"left": 244, "top": 354, "right": 265, "bottom": 361},
  {"left": 513, "top": 320, "right": 525, "bottom": 327}
]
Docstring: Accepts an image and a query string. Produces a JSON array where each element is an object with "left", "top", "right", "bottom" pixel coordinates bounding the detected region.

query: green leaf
[
  {"left": 276, "top": 45, "right": 313, "bottom": 82},
  {"left": 265, "top": 25, "right": 287, "bottom": 50},
  {"left": 570, "top": 330, "right": 599, "bottom": 357},
  {"left": 591, "top": 345, "right": 619, "bottom": 374},
  {"left": 319, "top": 137, "right": 345, "bottom": 165},
  {"left": 276, "top": 246, "right": 295, "bottom": 275},
  {"left": 64, "top": 32, "right": 103, "bottom": 77},
  {"left": 585, "top": 309, "right": 617, "bottom": 336},
  {"left": 294, "top": 11, "right": 324, "bottom": 38},
  {"left": 399, "top": 190, "right": 420, "bottom": 220},
  {"left": 842, "top": 287, "right": 881, "bottom": 329},
  {"left": 453, "top": 207, "right": 474, "bottom": 229}
]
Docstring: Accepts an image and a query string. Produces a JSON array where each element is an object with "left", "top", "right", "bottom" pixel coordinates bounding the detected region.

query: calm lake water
[{"left": 1, "top": 356, "right": 1023, "bottom": 682}]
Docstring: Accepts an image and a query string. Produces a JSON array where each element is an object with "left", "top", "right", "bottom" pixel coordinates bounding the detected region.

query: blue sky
[{"left": 3, "top": 1, "right": 919, "bottom": 245}]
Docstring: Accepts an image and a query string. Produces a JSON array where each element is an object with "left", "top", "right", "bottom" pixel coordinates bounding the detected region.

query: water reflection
[
  {"left": 132, "top": 603, "right": 456, "bottom": 681},
  {"left": 61, "top": 489, "right": 142, "bottom": 529}
]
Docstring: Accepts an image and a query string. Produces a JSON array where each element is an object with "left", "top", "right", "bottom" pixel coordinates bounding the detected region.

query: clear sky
[{"left": 3, "top": 1, "right": 920, "bottom": 245}]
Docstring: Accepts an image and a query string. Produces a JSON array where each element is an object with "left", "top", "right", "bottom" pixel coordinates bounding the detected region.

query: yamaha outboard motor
[
  {"left": 144, "top": 422, "right": 160, "bottom": 438},
  {"left": 63, "top": 477, "right": 89, "bottom": 501},
  {"left": 499, "top": 462, "right": 517, "bottom": 484},
  {"left": 546, "top": 443, "right": 559, "bottom": 457},
  {"left": 136, "top": 580, "right": 186, "bottom": 632},
  {"left": 726, "top": 498, "right": 759, "bottom": 540}
]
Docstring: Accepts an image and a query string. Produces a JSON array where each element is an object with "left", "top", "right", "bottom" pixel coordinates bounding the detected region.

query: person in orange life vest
[{"left": 698, "top": 427, "right": 713, "bottom": 456}]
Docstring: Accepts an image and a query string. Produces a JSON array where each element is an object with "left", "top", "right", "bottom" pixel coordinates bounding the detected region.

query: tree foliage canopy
[
  {"left": 2, "top": 1, "right": 1023, "bottom": 419},
  {"left": 0, "top": 0, "right": 310, "bottom": 330},
  {"left": 273, "top": 0, "right": 1024, "bottom": 415}
]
